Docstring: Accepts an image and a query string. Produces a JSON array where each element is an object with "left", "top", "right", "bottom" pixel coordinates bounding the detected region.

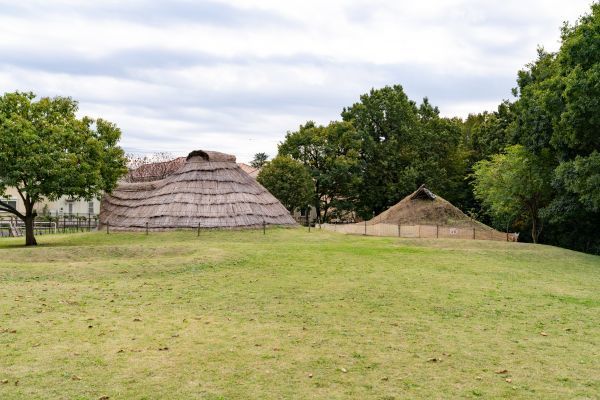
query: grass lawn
[{"left": 0, "top": 228, "right": 599, "bottom": 399}]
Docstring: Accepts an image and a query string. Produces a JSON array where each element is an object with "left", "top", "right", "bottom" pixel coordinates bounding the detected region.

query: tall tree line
[{"left": 259, "top": 3, "right": 599, "bottom": 254}]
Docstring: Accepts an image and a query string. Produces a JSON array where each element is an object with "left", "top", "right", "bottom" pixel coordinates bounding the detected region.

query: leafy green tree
[
  {"left": 257, "top": 156, "right": 314, "bottom": 214},
  {"left": 513, "top": 4, "right": 599, "bottom": 169},
  {"left": 341, "top": 86, "right": 465, "bottom": 218},
  {"left": 416, "top": 99, "right": 467, "bottom": 207},
  {"left": 554, "top": 151, "right": 600, "bottom": 211},
  {"left": 466, "top": 101, "right": 514, "bottom": 160},
  {"left": 509, "top": 3, "right": 600, "bottom": 252},
  {"left": 341, "top": 85, "right": 418, "bottom": 217},
  {"left": 250, "top": 152, "right": 269, "bottom": 169},
  {"left": 472, "top": 145, "right": 553, "bottom": 243},
  {"left": 542, "top": 150, "right": 600, "bottom": 254},
  {"left": 279, "top": 120, "right": 361, "bottom": 220},
  {"left": 458, "top": 101, "right": 515, "bottom": 220},
  {"left": 0, "top": 92, "right": 128, "bottom": 246}
]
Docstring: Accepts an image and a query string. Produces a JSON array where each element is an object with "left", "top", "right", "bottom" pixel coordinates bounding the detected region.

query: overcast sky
[{"left": 0, "top": 0, "right": 593, "bottom": 162}]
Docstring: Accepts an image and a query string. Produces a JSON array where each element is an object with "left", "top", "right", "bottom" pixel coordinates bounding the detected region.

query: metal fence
[
  {"left": 0, "top": 214, "right": 99, "bottom": 238},
  {"left": 322, "top": 222, "right": 514, "bottom": 241}
]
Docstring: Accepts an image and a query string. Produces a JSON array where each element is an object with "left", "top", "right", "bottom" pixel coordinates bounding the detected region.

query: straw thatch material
[
  {"left": 368, "top": 184, "right": 490, "bottom": 229},
  {"left": 126, "top": 157, "right": 186, "bottom": 182},
  {"left": 100, "top": 150, "right": 296, "bottom": 230},
  {"left": 127, "top": 157, "right": 262, "bottom": 182}
]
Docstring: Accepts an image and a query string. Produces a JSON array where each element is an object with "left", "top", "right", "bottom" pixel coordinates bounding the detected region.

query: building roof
[
  {"left": 237, "top": 163, "right": 261, "bottom": 179},
  {"left": 409, "top": 184, "right": 437, "bottom": 201},
  {"left": 128, "top": 156, "right": 260, "bottom": 181},
  {"left": 127, "top": 157, "right": 186, "bottom": 182}
]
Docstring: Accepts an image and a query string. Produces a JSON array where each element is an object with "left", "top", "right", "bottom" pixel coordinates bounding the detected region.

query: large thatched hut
[{"left": 100, "top": 150, "right": 296, "bottom": 230}]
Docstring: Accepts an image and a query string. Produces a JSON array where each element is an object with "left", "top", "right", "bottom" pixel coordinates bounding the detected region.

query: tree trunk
[
  {"left": 527, "top": 202, "right": 541, "bottom": 244},
  {"left": 531, "top": 217, "right": 538, "bottom": 244},
  {"left": 314, "top": 181, "right": 321, "bottom": 224},
  {"left": 24, "top": 213, "right": 37, "bottom": 246},
  {"left": 314, "top": 197, "right": 321, "bottom": 225}
]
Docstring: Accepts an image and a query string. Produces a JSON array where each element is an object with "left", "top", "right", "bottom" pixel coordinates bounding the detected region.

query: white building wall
[
  {"left": 41, "top": 197, "right": 100, "bottom": 216},
  {"left": 1, "top": 187, "right": 100, "bottom": 216},
  {"left": 0, "top": 187, "right": 25, "bottom": 214}
]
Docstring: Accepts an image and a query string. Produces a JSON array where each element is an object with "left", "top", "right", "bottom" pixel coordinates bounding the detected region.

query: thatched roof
[
  {"left": 127, "top": 156, "right": 261, "bottom": 182},
  {"left": 368, "top": 184, "right": 490, "bottom": 229},
  {"left": 127, "top": 157, "right": 186, "bottom": 182},
  {"left": 100, "top": 150, "right": 296, "bottom": 230},
  {"left": 409, "top": 185, "right": 436, "bottom": 201}
]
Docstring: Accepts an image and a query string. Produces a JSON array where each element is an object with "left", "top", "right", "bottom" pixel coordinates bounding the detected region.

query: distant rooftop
[
  {"left": 127, "top": 156, "right": 260, "bottom": 182},
  {"left": 237, "top": 163, "right": 261, "bottom": 179}
]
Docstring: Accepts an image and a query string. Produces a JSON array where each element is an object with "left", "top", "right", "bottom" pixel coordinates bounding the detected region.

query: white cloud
[{"left": 0, "top": 0, "right": 593, "bottom": 161}]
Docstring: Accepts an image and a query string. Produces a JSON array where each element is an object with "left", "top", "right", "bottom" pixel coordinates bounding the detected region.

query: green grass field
[{"left": 0, "top": 229, "right": 598, "bottom": 399}]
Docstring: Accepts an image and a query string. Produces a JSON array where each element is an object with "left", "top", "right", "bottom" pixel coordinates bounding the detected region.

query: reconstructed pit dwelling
[
  {"left": 368, "top": 184, "right": 490, "bottom": 229},
  {"left": 99, "top": 150, "right": 296, "bottom": 230}
]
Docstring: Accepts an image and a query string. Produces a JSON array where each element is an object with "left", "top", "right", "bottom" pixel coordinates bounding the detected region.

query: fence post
[
  {"left": 398, "top": 223, "right": 401, "bottom": 237},
  {"left": 364, "top": 220, "right": 367, "bottom": 236},
  {"left": 77, "top": 216, "right": 80, "bottom": 232},
  {"left": 106, "top": 222, "right": 110, "bottom": 234},
  {"left": 88, "top": 214, "right": 91, "bottom": 232},
  {"left": 263, "top": 220, "right": 266, "bottom": 235},
  {"left": 436, "top": 224, "right": 439, "bottom": 238},
  {"left": 146, "top": 222, "right": 149, "bottom": 235},
  {"left": 418, "top": 225, "right": 421, "bottom": 238},
  {"left": 63, "top": 216, "right": 66, "bottom": 233},
  {"left": 197, "top": 223, "right": 200, "bottom": 237},
  {"left": 472, "top": 227, "right": 475, "bottom": 240}
]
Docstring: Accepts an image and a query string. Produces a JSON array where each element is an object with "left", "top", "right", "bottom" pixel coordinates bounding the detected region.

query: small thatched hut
[
  {"left": 368, "top": 184, "right": 490, "bottom": 229},
  {"left": 100, "top": 150, "right": 296, "bottom": 230}
]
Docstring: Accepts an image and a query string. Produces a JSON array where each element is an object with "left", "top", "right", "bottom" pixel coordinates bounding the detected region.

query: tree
[
  {"left": 465, "top": 101, "right": 514, "bottom": 160},
  {"left": 250, "top": 152, "right": 269, "bottom": 169},
  {"left": 471, "top": 145, "right": 553, "bottom": 243},
  {"left": 341, "top": 85, "right": 419, "bottom": 217},
  {"left": 415, "top": 99, "right": 467, "bottom": 207},
  {"left": 554, "top": 151, "right": 600, "bottom": 212},
  {"left": 458, "top": 101, "right": 515, "bottom": 220},
  {"left": 0, "top": 92, "right": 128, "bottom": 246},
  {"left": 341, "top": 86, "right": 465, "bottom": 218},
  {"left": 257, "top": 156, "right": 314, "bottom": 213},
  {"left": 512, "top": 4, "right": 600, "bottom": 157},
  {"left": 509, "top": 3, "right": 600, "bottom": 252},
  {"left": 278, "top": 121, "right": 361, "bottom": 221}
]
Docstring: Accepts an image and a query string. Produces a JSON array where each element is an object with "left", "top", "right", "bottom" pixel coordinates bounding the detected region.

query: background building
[{"left": 1, "top": 187, "right": 100, "bottom": 217}]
